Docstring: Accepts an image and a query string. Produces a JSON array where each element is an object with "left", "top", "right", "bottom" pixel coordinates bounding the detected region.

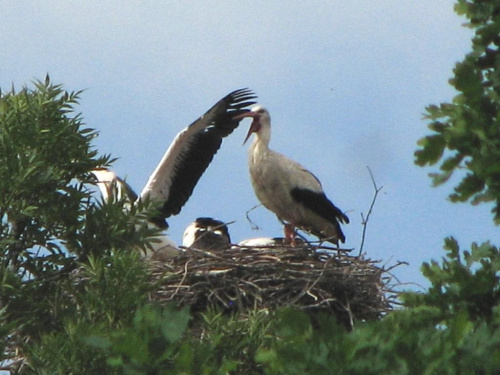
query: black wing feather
[
  {"left": 291, "top": 187, "right": 349, "bottom": 242},
  {"left": 160, "top": 88, "right": 256, "bottom": 218}
]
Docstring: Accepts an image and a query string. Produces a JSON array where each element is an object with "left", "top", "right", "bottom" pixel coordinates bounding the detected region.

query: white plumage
[
  {"left": 91, "top": 168, "right": 179, "bottom": 259},
  {"left": 238, "top": 237, "right": 305, "bottom": 247},
  {"left": 92, "top": 89, "right": 256, "bottom": 258},
  {"left": 235, "top": 105, "right": 349, "bottom": 245}
]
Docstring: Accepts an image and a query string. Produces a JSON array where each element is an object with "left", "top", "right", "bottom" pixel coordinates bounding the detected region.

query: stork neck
[{"left": 255, "top": 122, "right": 271, "bottom": 147}]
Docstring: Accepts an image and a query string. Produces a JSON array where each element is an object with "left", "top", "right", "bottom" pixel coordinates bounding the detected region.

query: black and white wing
[
  {"left": 138, "top": 88, "right": 256, "bottom": 226},
  {"left": 290, "top": 187, "right": 349, "bottom": 243}
]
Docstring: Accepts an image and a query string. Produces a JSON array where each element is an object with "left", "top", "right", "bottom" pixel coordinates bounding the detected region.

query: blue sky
[{"left": 1, "top": 1, "right": 495, "bottom": 290}]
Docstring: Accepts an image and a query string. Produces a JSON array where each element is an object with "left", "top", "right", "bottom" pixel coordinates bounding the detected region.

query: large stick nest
[{"left": 149, "top": 244, "right": 399, "bottom": 328}]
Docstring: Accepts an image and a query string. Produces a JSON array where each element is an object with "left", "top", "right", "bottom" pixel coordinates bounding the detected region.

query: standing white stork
[
  {"left": 234, "top": 105, "right": 349, "bottom": 246},
  {"left": 92, "top": 88, "right": 256, "bottom": 258}
]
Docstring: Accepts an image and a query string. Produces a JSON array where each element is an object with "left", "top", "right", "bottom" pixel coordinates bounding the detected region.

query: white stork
[
  {"left": 182, "top": 217, "right": 231, "bottom": 251},
  {"left": 92, "top": 88, "right": 256, "bottom": 258},
  {"left": 234, "top": 105, "right": 349, "bottom": 246}
]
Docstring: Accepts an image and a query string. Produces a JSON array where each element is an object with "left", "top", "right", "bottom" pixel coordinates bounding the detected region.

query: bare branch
[{"left": 358, "top": 167, "right": 383, "bottom": 257}]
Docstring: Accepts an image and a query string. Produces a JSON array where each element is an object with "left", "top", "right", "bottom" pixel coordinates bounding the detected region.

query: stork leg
[{"left": 284, "top": 223, "right": 297, "bottom": 246}]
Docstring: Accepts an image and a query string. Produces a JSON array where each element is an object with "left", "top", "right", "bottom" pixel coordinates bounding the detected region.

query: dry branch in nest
[{"left": 149, "top": 243, "right": 400, "bottom": 329}]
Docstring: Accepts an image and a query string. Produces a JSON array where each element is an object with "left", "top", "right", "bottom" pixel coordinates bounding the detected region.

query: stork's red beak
[{"left": 233, "top": 111, "right": 259, "bottom": 144}]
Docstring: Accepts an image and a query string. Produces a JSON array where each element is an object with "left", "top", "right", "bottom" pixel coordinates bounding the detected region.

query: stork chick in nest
[{"left": 182, "top": 217, "right": 231, "bottom": 251}]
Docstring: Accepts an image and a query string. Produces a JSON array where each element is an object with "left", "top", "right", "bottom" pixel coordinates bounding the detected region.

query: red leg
[{"left": 284, "top": 224, "right": 296, "bottom": 246}]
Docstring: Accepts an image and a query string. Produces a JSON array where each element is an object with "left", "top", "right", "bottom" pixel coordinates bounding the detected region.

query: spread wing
[{"left": 138, "top": 88, "right": 256, "bottom": 222}]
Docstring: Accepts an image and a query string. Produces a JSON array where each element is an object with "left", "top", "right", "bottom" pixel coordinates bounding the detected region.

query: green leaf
[
  {"left": 161, "top": 305, "right": 190, "bottom": 344},
  {"left": 275, "top": 308, "right": 311, "bottom": 338},
  {"left": 255, "top": 348, "right": 278, "bottom": 364},
  {"left": 452, "top": 60, "right": 483, "bottom": 98},
  {"left": 83, "top": 335, "right": 112, "bottom": 349},
  {"left": 415, "top": 135, "right": 446, "bottom": 166},
  {"left": 450, "top": 173, "right": 484, "bottom": 202}
]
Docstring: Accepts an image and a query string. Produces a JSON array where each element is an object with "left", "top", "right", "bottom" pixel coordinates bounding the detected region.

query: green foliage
[
  {"left": 409, "top": 4, "right": 500, "bottom": 367},
  {"left": 254, "top": 239, "right": 500, "bottom": 375},
  {"left": 0, "top": 77, "right": 107, "bottom": 366},
  {"left": 197, "top": 308, "right": 273, "bottom": 374},
  {"left": 22, "top": 250, "right": 155, "bottom": 374},
  {"left": 72, "top": 252, "right": 153, "bottom": 325},
  {"left": 82, "top": 306, "right": 273, "bottom": 375},
  {"left": 0, "top": 77, "right": 167, "bottom": 372},
  {"left": 255, "top": 309, "right": 347, "bottom": 375},
  {"left": 26, "top": 322, "right": 119, "bottom": 375},
  {"left": 415, "top": 1, "right": 500, "bottom": 223},
  {"left": 404, "top": 238, "right": 500, "bottom": 323},
  {"left": 0, "top": 76, "right": 110, "bottom": 270},
  {"left": 347, "top": 238, "right": 500, "bottom": 375},
  {"left": 84, "top": 304, "right": 191, "bottom": 375}
]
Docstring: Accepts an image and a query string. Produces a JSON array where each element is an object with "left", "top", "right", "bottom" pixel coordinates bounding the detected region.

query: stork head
[
  {"left": 91, "top": 168, "right": 138, "bottom": 203},
  {"left": 91, "top": 168, "right": 119, "bottom": 202},
  {"left": 182, "top": 217, "right": 231, "bottom": 250},
  {"left": 233, "top": 105, "right": 271, "bottom": 144}
]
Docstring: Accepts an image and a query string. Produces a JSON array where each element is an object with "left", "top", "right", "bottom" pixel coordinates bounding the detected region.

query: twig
[
  {"left": 245, "top": 204, "right": 263, "bottom": 230},
  {"left": 358, "top": 167, "right": 383, "bottom": 257},
  {"left": 169, "top": 259, "right": 191, "bottom": 299},
  {"left": 290, "top": 257, "right": 330, "bottom": 304},
  {"left": 383, "top": 260, "right": 409, "bottom": 274}
]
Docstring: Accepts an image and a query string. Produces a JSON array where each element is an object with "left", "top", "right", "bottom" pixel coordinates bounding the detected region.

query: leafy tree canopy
[{"left": 415, "top": 0, "right": 500, "bottom": 223}]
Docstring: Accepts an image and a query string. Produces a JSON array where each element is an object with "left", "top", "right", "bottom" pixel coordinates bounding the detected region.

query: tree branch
[{"left": 358, "top": 167, "right": 383, "bottom": 257}]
